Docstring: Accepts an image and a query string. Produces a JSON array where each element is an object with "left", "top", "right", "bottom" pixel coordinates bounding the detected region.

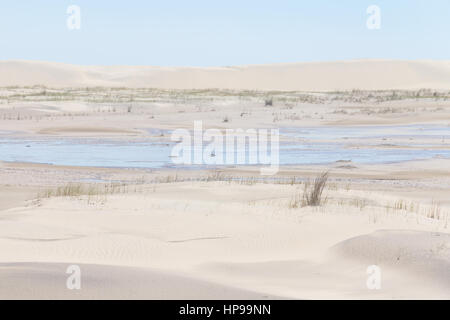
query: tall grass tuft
[{"left": 303, "top": 171, "right": 329, "bottom": 206}]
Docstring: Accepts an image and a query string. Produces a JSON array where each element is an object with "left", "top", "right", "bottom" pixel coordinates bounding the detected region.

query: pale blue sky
[{"left": 0, "top": 0, "right": 449, "bottom": 66}]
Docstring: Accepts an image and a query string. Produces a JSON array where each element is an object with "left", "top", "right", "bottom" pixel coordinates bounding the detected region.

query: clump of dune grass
[
  {"left": 302, "top": 171, "right": 329, "bottom": 206},
  {"left": 288, "top": 171, "right": 329, "bottom": 208},
  {"left": 38, "top": 182, "right": 131, "bottom": 199},
  {"left": 386, "top": 198, "right": 447, "bottom": 222}
]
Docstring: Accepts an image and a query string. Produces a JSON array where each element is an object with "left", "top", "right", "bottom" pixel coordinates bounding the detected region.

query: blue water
[
  {"left": 0, "top": 125, "right": 449, "bottom": 169},
  {"left": 0, "top": 139, "right": 174, "bottom": 168},
  {"left": 279, "top": 143, "right": 449, "bottom": 165}
]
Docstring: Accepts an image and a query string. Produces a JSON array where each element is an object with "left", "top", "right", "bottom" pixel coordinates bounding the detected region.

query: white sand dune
[
  {"left": 1, "top": 60, "right": 450, "bottom": 91},
  {"left": 330, "top": 230, "right": 450, "bottom": 286},
  {"left": 0, "top": 263, "right": 279, "bottom": 300},
  {"left": 0, "top": 181, "right": 449, "bottom": 299},
  {"left": 199, "top": 231, "right": 450, "bottom": 300}
]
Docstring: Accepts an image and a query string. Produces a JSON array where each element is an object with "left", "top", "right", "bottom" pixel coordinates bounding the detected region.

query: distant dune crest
[{"left": 1, "top": 60, "right": 450, "bottom": 91}]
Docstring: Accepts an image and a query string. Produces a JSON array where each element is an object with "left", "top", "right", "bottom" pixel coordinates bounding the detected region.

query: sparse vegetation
[
  {"left": 289, "top": 171, "right": 330, "bottom": 208},
  {"left": 0, "top": 87, "right": 449, "bottom": 106},
  {"left": 38, "top": 182, "right": 132, "bottom": 200},
  {"left": 302, "top": 171, "right": 329, "bottom": 206}
]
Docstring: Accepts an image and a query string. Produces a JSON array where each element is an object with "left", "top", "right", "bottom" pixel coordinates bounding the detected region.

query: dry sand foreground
[
  {"left": 0, "top": 61, "right": 450, "bottom": 299},
  {"left": 0, "top": 162, "right": 449, "bottom": 299}
]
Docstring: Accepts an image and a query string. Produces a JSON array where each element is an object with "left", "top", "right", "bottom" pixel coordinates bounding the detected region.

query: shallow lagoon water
[
  {"left": 0, "top": 125, "right": 449, "bottom": 169},
  {"left": 0, "top": 139, "right": 174, "bottom": 169}
]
